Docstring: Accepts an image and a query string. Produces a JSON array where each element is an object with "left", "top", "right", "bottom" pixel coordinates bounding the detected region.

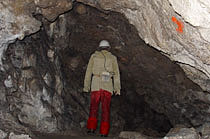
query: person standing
[{"left": 83, "top": 40, "right": 121, "bottom": 137}]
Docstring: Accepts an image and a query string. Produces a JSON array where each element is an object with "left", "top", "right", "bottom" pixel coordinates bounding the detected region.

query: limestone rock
[
  {"left": 164, "top": 127, "right": 200, "bottom": 139},
  {"left": 1, "top": 0, "right": 210, "bottom": 137},
  {"left": 35, "top": 0, "right": 73, "bottom": 21},
  {"left": 9, "top": 132, "right": 31, "bottom": 139},
  {"left": 0, "top": 129, "right": 7, "bottom": 139},
  {"left": 77, "top": 0, "right": 210, "bottom": 92},
  {"left": 0, "top": 88, "right": 6, "bottom": 104},
  {"left": 34, "top": 0, "right": 58, "bottom": 8},
  {"left": 0, "top": 112, "right": 30, "bottom": 135},
  {"left": 197, "top": 123, "right": 210, "bottom": 137},
  {"left": 119, "top": 131, "right": 155, "bottom": 139},
  {"left": 0, "top": 1, "right": 41, "bottom": 68},
  {"left": 1, "top": 37, "right": 65, "bottom": 133},
  {"left": 1, "top": 0, "right": 210, "bottom": 92},
  {"left": 4, "top": 75, "right": 13, "bottom": 88},
  {"left": 202, "top": 135, "right": 210, "bottom": 139},
  {"left": 0, "top": 0, "right": 73, "bottom": 69},
  {"left": 168, "top": 0, "right": 210, "bottom": 28}
]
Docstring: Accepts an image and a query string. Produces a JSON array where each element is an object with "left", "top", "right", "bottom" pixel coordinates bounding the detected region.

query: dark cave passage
[
  {"left": 2, "top": 2, "right": 203, "bottom": 138},
  {"left": 58, "top": 3, "right": 175, "bottom": 136}
]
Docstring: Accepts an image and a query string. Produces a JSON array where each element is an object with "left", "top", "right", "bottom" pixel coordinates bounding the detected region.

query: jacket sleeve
[
  {"left": 112, "top": 56, "right": 121, "bottom": 93},
  {"left": 83, "top": 55, "right": 94, "bottom": 92}
]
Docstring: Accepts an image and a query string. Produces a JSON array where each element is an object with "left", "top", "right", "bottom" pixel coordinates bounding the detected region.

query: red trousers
[{"left": 87, "top": 89, "right": 111, "bottom": 135}]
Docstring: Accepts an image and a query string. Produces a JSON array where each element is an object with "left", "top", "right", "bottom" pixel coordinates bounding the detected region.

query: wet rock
[{"left": 164, "top": 127, "right": 200, "bottom": 139}]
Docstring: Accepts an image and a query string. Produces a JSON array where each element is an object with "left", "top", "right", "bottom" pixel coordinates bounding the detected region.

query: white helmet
[{"left": 99, "top": 40, "right": 110, "bottom": 48}]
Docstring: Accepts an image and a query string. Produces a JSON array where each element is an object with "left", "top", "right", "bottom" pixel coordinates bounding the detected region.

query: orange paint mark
[{"left": 172, "top": 16, "right": 184, "bottom": 33}]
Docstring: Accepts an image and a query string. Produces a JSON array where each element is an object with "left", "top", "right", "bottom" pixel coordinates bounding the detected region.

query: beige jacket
[{"left": 83, "top": 50, "right": 121, "bottom": 95}]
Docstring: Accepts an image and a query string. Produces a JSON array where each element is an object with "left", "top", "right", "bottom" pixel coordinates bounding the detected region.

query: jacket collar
[
  {"left": 95, "top": 50, "right": 110, "bottom": 55},
  {"left": 101, "top": 50, "right": 109, "bottom": 53}
]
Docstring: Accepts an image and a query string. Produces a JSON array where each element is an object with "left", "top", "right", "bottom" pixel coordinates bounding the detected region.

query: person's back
[
  {"left": 83, "top": 40, "right": 121, "bottom": 137},
  {"left": 87, "top": 50, "right": 119, "bottom": 94}
]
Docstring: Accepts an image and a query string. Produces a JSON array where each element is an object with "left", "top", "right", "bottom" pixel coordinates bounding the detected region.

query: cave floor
[
  {"left": 34, "top": 130, "right": 121, "bottom": 139},
  {"left": 36, "top": 134, "right": 119, "bottom": 139}
]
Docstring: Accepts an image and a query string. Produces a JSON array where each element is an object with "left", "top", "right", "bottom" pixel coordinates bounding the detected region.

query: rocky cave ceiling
[{"left": 0, "top": 0, "right": 210, "bottom": 139}]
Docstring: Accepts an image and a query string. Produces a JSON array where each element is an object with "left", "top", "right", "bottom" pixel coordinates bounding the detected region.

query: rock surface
[
  {"left": 34, "top": 0, "right": 73, "bottom": 21},
  {"left": 0, "top": 129, "right": 7, "bottom": 139},
  {"left": 0, "top": 1, "right": 41, "bottom": 68},
  {"left": 168, "top": 0, "right": 210, "bottom": 42},
  {"left": 77, "top": 0, "right": 210, "bottom": 92},
  {"left": 119, "top": 131, "right": 156, "bottom": 139},
  {"left": 0, "top": 31, "right": 68, "bottom": 133},
  {"left": 0, "top": 0, "right": 73, "bottom": 68},
  {"left": 9, "top": 132, "right": 32, "bottom": 139},
  {"left": 163, "top": 127, "right": 200, "bottom": 139},
  {"left": 0, "top": 0, "right": 210, "bottom": 138},
  {"left": 0, "top": 0, "right": 209, "bottom": 92}
]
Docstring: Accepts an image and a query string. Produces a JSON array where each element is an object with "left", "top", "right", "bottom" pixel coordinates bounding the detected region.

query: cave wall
[
  {"left": 169, "top": 0, "right": 210, "bottom": 41},
  {"left": 34, "top": 4, "right": 209, "bottom": 134},
  {"left": 1, "top": 32, "right": 65, "bottom": 133},
  {"left": 0, "top": 0, "right": 72, "bottom": 68},
  {"left": 0, "top": 0, "right": 210, "bottom": 138},
  {"left": 0, "top": 1, "right": 209, "bottom": 90},
  {"left": 1, "top": 1, "right": 210, "bottom": 92},
  {"left": 77, "top": 0, "right": 210, "bottom": 92}
]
